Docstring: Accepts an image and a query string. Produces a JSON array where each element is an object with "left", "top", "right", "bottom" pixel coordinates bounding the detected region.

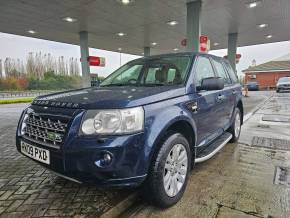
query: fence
[{"left": 0, "top": 91, "right": 58, "bottom": 99}]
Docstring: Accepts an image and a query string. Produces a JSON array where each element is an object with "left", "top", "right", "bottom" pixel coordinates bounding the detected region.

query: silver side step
[{"left": 195, "top": 133, "right": 232, "bottom": 163}]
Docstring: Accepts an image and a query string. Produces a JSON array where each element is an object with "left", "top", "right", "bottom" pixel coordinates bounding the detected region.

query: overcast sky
[{"left": 1, "top": 32, "right": 290, "bottom": 77}]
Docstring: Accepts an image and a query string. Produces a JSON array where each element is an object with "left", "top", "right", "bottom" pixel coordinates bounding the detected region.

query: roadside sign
[
  {"left": 87, "top": 56, "right": 106, "bottom": 67},
  {"left": 200, "top": 35, "right": 210, "bottom": 53},
  {"left": 180, "top": 35, "right": 210, "bottom": 53},
  {"left": 181, "top": 39, "right": 187, "bottom": 47}
]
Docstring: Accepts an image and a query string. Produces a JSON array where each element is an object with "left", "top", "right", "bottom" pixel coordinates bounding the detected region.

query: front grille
[{"left": 22, "top": 112, "right": 69, "bottom": 149}]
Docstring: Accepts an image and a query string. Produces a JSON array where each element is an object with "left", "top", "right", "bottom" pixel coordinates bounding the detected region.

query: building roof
[
  {"left": 243, "top": 54, "right": 290, "bottom": 73},
  {"left": 0, "top": 0, "right": 290, "bottom": 55},
  {"left": 273, "top": 53, "right": 290, "bottom": 61}
]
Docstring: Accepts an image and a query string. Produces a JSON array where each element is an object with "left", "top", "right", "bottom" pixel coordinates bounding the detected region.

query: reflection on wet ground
[{"left": 121, "top": 143, "right": 290, "bottom": 218}]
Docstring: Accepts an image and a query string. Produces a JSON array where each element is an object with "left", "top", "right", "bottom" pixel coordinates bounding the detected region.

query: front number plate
[{"left": 21, "top": 141, "right": 50, "bottom": 165}]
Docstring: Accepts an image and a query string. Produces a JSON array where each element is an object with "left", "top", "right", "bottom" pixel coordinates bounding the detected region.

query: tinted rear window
[
  {"left": 211, "top": 58, "right": 232, "bottom": 85},
  {"left": 223, "top": 61, "right": 238, "bottom": 83}
]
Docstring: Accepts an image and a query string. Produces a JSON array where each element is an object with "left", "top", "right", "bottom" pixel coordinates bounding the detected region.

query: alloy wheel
[
  {"left": 235, "top": 112, "right": 241, "bottom": 137},
  {"left": 163, "top": 143, "right": 188, "bottom": 197}
]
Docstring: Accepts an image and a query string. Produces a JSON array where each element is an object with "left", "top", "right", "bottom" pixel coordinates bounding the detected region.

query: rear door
[
  {"left": 210, "top": 57, "right": 235, "bottom": 129},
  {"left": 191, "top": 55, "right": 224, "bottom": 146},
  {"left": 223, "top": 60, "right": 242, "bottom": 125}
]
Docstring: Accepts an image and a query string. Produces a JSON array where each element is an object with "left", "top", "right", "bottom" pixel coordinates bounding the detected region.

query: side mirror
[{"left": 198, "top": 77, "right": 224, "bottom": 91}]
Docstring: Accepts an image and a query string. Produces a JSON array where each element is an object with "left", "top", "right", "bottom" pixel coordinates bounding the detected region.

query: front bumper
[
  {"left": 277, "top": 85, "right": 290, "bottom": 91},
  {"left": 16, "top": 133, "right": 147, "bottom": 186},
  {"left": 16, "top": 106, "right": 148, "bottom": 187}
]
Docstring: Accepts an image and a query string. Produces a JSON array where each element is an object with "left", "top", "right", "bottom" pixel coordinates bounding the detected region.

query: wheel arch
[
  {"left": 166, "top": 120, "right": 196, "bottom": 151},
  {"left": 148, "top": 118, "right": 197, "bottom": 170}
]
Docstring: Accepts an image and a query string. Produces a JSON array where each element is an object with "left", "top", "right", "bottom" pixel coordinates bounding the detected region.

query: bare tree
[
  {"left": 26, "top": 52, "right": 36, "bottom": 77},
  {"left": 69, "top": 57, "right": 73, "bottom": 76},
  {"left": 74, "top": 58, "right": 80, "bottom": 76},
  {"left": 4, "top": 52, "right": 79, "bottom": 79},
  {"left": 58, "top": 56, "right": 67, "bottom": 75},
  {"left": 0, "top": 59, "right": 2, "bottom": 78},
  {"left": 4, "top": 58, "right": 12, "bottom": 77},
  {"left": 15, "top": 59, "right": 25, "bottom": 77},
  {"left": 44, "top": 53, "right": 55, "bottom": 73},
  {"left": 3, "top": 58, "right": 23, "bottom": 78},
  {"left": 35, "top": 52, "right": 45, "bottom": 79},
  {"left": 19, "top": 60, "right": 25, "bottom": 75},
  {"left": 69, "top": 57, "right": 80, "bottom": 76}
]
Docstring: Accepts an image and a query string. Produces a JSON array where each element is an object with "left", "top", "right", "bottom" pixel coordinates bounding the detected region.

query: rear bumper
[{"left": 247, "top": 85, "right": 259, "bottom": 91}]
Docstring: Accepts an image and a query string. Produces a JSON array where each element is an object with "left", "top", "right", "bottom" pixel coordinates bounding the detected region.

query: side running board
[{"left": 195, "top": 132, "right": 232, "bottom": 163}]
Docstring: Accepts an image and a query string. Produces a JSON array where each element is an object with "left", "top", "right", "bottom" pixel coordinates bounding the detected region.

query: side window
[
  {"left": 211, "top": 58, "right": 232, "bottom": 85},
  {"left": 194, "top": 56, "right": 216, "bottom": 86},
  {"left": 224, "top": 61, "right": 238, "bottom": 83}
]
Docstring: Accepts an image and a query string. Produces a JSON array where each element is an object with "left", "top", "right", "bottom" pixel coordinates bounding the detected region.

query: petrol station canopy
[{"left": 0, "top": 0, "right": 289, "bottom": 55}]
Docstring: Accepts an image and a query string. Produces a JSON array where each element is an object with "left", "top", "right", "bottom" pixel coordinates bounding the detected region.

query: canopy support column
[
  {"left": 227, "top": 33, "right": 238, "bottom": 71},
  {"left": 79, "top": 31, "right": 90, "bottom": 87},
  {"left": 144, "top": 47, "right": 150, "bottom": 57},
  {"left": 186, "top": 0, "right": 202, "bottom": 52}
]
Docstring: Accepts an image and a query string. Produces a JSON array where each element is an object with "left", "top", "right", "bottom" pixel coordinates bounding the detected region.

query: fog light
[
  {"left": 94, "top": 152, "right": 113, "bottom": 168},
  {"left": 103, "top": 153, "right": 112, "bottom": 164}
]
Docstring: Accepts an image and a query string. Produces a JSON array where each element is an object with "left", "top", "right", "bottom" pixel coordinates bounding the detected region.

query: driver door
[{"left": 190, "top": 55, "right": 223, "bottom": 146}]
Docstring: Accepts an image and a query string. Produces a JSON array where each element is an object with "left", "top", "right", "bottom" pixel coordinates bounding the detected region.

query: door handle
[
  {"left": 217, "top": 95, "right": 225, "bottom": 102},
  {"left": 232, "top": 90, "right": 237, "bottom": 95}
]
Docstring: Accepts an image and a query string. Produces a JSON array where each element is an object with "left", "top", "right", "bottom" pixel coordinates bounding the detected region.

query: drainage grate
[
  {"left": 274, "top": 166, "right": 290, "bottom": 186},
  {"left": 251, "top": 136, "right": 290, "bottom": 151},
  {"left": 262, "top": 115, "right": 290, "bottom": 123}
]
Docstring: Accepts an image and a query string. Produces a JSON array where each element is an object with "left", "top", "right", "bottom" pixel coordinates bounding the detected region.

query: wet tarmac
[
  {"left": 121, "top": 92, "right": 290, "bottom": 218},
  {"left": 0, "top": 91, "right": 287, "bottom": 217}
]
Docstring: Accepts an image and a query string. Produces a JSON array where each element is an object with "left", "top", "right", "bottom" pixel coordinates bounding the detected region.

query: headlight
[
  {"left": 21, "top": 114, "right": 29, "bottom": 135},
  {"left": 80, "top": 107, "right": 144, "bottom": 135}
]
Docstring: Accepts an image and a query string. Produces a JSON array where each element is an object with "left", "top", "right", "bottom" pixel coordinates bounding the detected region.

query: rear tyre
[
  {"left": 142, "top": 132, "right": 191, "bottom": 208},
  {"left": 227, "top": 108, "right": 242, "bottom": 143}
]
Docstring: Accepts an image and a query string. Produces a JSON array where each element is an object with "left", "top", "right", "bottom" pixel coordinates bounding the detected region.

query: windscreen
[
  {"left": 100, "top": 56, "right": 191, "bottom": 87},
  {"left": 278, "top": 77, "right": 290, "bottom": 83}
]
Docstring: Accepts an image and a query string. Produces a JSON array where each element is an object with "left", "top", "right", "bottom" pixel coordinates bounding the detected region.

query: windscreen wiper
[
  {"left": 142, "top": 83, "right": 165, "bottom": 86},
  {"left": 101, "top": 84, "right": 127, "bottom": 87}
]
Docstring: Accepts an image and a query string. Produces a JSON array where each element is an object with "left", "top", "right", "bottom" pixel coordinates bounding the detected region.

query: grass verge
[{"left": 0, "top": 97, "right": 34, "bottom": 104}]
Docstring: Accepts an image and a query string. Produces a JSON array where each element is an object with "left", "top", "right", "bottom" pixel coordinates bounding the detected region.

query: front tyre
[
  {"left": 142, "top": 132, "right": 191, "bottom": 208},
  {"left": 228, "top": 108, "right": 242, "bottom": 143}
]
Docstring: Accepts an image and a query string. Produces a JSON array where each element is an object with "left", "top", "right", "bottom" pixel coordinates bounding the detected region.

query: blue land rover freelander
[{"left": 16, "top": 53, "right": 243, "bottom": 207}]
